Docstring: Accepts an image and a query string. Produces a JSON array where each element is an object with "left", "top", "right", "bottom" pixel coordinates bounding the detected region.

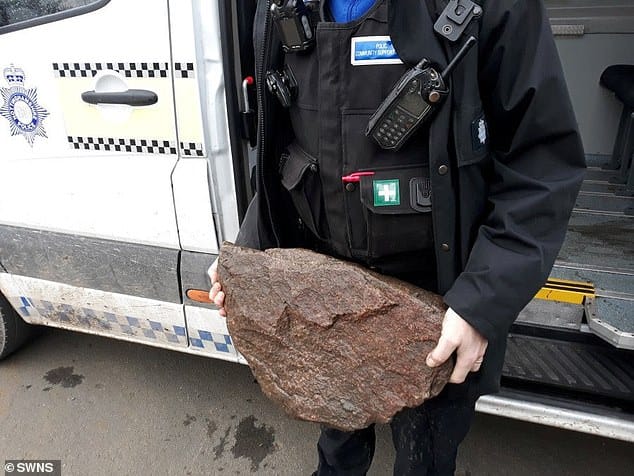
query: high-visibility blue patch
[
  {"left": 18, "top": 296, "right": 31, "bottom": 316},
  {"left": 351, "top": 36, "right": 403, "bottom": 66},
  {"left": 191, "top": 337, "right": 204, "bottom": 348},
  {"left": 126, "top": 316, "right": 140, "bottom": 327},
  {"left": 214, "top": 342, "right": 230, "bottom": 353},
  {"left": 12, "top": 295, "right": 189, "bottom": 347}
]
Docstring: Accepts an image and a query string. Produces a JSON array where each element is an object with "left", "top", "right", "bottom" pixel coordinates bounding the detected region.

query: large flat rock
[{"left": 218, "top": 243, "right": 452, "bottom": 431}]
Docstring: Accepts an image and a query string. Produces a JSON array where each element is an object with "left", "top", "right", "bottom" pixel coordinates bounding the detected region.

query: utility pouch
[
  {"left": 343, "top": 165, "right": 434, "bottom": 259},
  {"left": 280, "top": 142, "right": 327, "bottom": 239}
]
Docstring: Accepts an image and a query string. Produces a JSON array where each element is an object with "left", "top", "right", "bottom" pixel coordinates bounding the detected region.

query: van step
[
  {"left": 551, "top": 265, "right": 634, "bottom": 300},
  {"left": 516, "top": 298, "right": 583, "bottom": 330},
  {"left": 576, "top": 165, "right": 634, "bottom": 213},
  {"left": 581, "top": 180, "right": 625, "bottom": 194},
  {"left": 584, "top": 166, "right": 618, "bottom": 182},
  {"left": 502, "top": 333, "right": 634, "bottom": 402},
  {"left": 478, "top": 389, "right": 634, "bottom": 443},
  {"left": 535, "top": 278, "right": 594, "bottom": 305},
  {"left": 575, "top": 191, "right": 634, "bottom": 214},
  {"left": 595, "top": 297, "right": 634, "bottom": 333},
  {"left": 586, "top": 296, "right": 634, "bottom": 349}
]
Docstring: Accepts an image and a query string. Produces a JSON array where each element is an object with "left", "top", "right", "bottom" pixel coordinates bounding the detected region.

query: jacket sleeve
[
  {"left": 234, "top": 193, "right": 265, "bottom": 250},
  {"left": 443, "top": 0, "right": 586, "bottom": 342}
]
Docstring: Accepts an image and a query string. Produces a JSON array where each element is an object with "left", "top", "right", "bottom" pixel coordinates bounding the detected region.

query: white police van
[{"left": 0, "top": 0, "right": 632, "bottom": 442}]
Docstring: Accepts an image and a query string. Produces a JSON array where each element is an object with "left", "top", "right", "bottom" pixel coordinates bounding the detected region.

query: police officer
[{"left": 209, "top": 0, "right": 586, "bottom": 474}]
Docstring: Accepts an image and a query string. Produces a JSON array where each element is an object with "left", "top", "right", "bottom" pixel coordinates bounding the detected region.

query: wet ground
[{"left": 0, "top": 328, "right": 632, "bottom": 475}]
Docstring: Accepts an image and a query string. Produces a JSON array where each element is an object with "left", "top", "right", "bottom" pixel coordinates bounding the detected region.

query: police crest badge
[{"left": 0, "top": 64, "right": 49, "bottom": 146}]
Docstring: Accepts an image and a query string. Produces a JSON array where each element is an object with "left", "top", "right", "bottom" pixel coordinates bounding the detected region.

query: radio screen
[{"left": 399, "top": 90, "right": 427, "bottom": 116}]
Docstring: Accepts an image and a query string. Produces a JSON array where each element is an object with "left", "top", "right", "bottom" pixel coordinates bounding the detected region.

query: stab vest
[
  {"left": 269, "top": 0, "right": 486, "bottom": 282},
  {"left": 279, "top": 0, "right": 447, "bottom": 267}
]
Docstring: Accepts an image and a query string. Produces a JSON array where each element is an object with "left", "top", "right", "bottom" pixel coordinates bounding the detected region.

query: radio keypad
[{"left": 374, "top": 108, "right": 417, "bottom": 148}]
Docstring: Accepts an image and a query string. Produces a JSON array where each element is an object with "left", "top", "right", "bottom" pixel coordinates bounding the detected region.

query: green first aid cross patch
[{"left": 373, "top": 179, "right": 400, "bottom": 206}]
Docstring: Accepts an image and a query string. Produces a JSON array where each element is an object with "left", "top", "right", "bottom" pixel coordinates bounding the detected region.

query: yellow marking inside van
[{"left": 535, "top": 278, "right": 595, "bottom": 305}]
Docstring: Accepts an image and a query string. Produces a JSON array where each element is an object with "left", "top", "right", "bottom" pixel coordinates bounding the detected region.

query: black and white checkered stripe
[
  {"left": 68, "top": 136, "right": 178, "bottom": 155},
  {"left": 174, "top": 62, "right": 195, "bottom": 79},
  {"left": 53, "top": 62, "right": 170, "bottom": 78},
  {"left": 179, "top": 141, "right": 205, "bottom": 157}
]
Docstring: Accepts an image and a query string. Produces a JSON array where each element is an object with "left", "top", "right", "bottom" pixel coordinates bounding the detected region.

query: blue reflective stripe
[
  {"left": 126, "top": 316, "right": 140, "bottom": 327},
  {"left": 14, "top": 295, "right": 188, "bottom": 345},
  {"left": 190, "top": 337, "right": 204, "bottom": 348},
  {"left": 214, "top": 342, "right": 230, "bottom": 353}
]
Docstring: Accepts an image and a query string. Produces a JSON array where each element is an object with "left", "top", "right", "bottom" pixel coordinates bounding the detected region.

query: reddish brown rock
[{"left": 218, "top": 242, "right": 452, "bottom": 431}]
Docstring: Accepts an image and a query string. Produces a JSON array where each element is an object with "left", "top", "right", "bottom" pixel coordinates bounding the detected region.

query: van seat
[
  {"left": 599, "top": 65, "right": 634, "bottom": 210},
  {"left": 601, "top": 65, "right": 634, "bottom": 108}
]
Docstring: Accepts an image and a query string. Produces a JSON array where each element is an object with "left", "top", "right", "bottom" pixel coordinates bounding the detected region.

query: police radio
[
  {"left": 271, "top": 0, "right": 317, "bottom": 53},
  {"left": 366, "top": 36, "right": 477, "bottom": 151}
]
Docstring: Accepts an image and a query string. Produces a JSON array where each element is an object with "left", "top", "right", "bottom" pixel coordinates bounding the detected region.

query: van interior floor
[{"left": 502, "top": 155, "right": 634, "bottom": 407}]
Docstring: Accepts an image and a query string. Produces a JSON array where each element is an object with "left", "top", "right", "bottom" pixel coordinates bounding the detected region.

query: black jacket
[{"left": 237, "top": 0, "right": 586, "bottom": 396}]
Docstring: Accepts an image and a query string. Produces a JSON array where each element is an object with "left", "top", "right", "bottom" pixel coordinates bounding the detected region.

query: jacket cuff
[{"left": 443, "top": 281, "right": 505, "bottom": 343}]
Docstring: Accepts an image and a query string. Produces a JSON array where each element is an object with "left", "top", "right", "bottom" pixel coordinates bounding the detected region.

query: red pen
[{"left": 341, "top": 171, "right": 375, "bottom": 183}]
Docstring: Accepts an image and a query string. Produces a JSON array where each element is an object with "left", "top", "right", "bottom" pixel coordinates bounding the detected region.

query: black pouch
[
  {"left": 279, "top": 142, "right": 328, "bottom": 240},
  {"left": 345, "top": 165, "right": 434, "bottom": 259}
]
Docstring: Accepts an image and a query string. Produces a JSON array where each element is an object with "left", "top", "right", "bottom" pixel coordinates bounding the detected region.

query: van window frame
[{"left": 0, "top": 0, "right": 111, "bottom": 35}]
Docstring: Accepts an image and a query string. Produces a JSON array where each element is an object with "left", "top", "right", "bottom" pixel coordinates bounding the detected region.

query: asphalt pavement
[{"left": 0, "top": 328, "right": 632, "bottom": 475}]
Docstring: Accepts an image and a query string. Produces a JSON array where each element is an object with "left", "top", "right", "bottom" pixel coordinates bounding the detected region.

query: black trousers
[{"left": 316, "top": 382, "right": 478, "bottom": 476}]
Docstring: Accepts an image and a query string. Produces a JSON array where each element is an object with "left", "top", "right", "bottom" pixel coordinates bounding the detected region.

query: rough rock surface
[{"left": 218, "top": 242, "right": 453, "bottom": 431}]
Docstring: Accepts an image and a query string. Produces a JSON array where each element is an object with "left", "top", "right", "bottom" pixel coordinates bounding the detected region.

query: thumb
[
  {"left": 207, "top": 258, "right": 219, "bottom": 284},
  {"left": 426, "top": 335, "right": 457, "bottom": 368}
]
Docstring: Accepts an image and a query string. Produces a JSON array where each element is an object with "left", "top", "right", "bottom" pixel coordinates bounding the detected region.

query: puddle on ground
[{"left": 43, "top": 366, "right": 84, "bottom": 388}]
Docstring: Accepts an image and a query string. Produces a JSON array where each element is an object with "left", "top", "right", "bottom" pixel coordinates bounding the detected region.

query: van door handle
[{"left": 81, "top": 89, "right": 158, "bottom": 106}]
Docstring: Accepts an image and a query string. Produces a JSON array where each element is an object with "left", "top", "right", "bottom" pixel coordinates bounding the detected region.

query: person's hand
[
  {"left": 207, "top": 259, "right": 226, "bottom": 317},
  {"left": 426, "top": 307, "right": 488, "bottom": 383}
]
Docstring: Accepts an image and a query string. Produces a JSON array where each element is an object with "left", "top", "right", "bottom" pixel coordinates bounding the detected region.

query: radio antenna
[{"left": 441, "top": 36, "right": 477, "bottom": 81}]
